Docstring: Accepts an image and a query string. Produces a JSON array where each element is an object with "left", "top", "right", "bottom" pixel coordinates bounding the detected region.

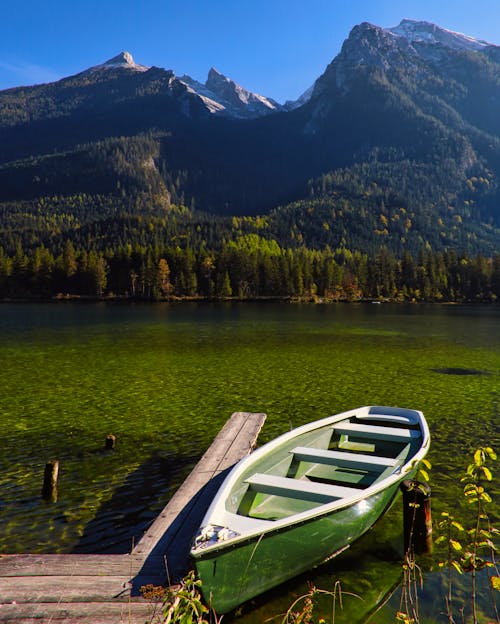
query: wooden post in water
[
  {"left": 105, "top": 434, "right": 116, "bottom": 450},
  {"left": 42, "top": 459, "right": 59, "bottom": 502},
  {"left": 401, "top": 479, "right": 432, "bottom": 554}
]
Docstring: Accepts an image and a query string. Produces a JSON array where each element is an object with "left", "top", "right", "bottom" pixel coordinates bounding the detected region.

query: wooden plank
[
  {"left": 221, "top": 414, "right": 267, "bottom": 466},
  {"left": 246, "top": 473, "right": 361, "bottom": 502},
  {"left": 0, "top": 576, "right": 135, "bottom": 603},
  {"left": 335, "top": 422, "right": 421, "bottom": 442},
  {"left": 0, "top": 575, "right": 164, "bottom": 603},
  {"left": 291, "top": 447, "right": 398, "bottom": 470},
  {"left": 0, "top": 601, "right": 157, "bottom": 624},
  {"left": 0, "top": 554, "right": 142, "bottom": 577},
  {"left": 181, "top": 411, "right": 262, "bottom": 474}
]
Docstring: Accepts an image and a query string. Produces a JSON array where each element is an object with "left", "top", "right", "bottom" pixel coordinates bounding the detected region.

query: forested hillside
[
  {"left": 1, "top": 20, "right": 500, "bottom": 300},
  {"left": 0, "top": 197, "right": 498, "bottom": 302}
]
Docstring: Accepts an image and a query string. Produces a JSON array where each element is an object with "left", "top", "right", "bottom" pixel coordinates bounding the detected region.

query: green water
[{"left": 0, "top": 302, "right": 499, "bottom": 620}]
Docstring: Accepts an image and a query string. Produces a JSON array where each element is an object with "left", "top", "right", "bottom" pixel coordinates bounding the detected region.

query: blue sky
[{"left": 1, "top": 0, "right": 500, "bottom": 102}]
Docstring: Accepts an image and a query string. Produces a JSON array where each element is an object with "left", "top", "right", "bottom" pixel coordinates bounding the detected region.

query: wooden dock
[{"left": 0, "top": 411, "right": 267, "bottom": 623}]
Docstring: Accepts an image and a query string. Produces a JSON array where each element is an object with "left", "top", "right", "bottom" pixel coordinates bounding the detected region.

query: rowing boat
[{"left": 190, "top": 405, "right": 430, "bottom": 613}]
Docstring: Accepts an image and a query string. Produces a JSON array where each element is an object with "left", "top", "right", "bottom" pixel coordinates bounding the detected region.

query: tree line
[{"left": 1, "top": 236, "right": 498, "bottom": 302}]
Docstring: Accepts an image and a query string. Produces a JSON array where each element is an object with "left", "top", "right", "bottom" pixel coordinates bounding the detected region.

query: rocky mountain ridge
[{"left": 180, "top": 66, "right": 282, "bottom": 118}]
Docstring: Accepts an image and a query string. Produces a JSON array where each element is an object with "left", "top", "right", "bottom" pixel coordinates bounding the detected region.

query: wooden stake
[
  {"left": 401, "top": 479, "right": 432, "bottom": 554},
  {"left": 105, "top": 434, "right": 116, "bottom": 450},
  {"left": 42, "top": 460, "right": 59, "bottom": 502}
]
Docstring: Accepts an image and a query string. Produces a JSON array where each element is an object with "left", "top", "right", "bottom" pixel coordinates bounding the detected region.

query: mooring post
[
  {"left": 42, "top": 459, "right": 59, "bottom": 502},
  {"left": 401, "top": 479, "right": 432, "bottom": 554},
  {"left": 105, "top": 434, "right": 116, "bottom": 450}
]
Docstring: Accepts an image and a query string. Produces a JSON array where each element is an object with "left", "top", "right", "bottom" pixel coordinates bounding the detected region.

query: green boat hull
[{"left": 192, "top": 480, "right": 402, "bottom": 614}]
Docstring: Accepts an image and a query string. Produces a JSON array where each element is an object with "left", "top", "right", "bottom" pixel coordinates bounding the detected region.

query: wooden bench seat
[
  {"left": 291, "top": 446, "right": 398, "bottom": 471},
  {"left": 246, "top": 473, "right": 361, "bottom": 503},
  {"left": 334, "top": 422, "right": 421, "bottom": 442}
]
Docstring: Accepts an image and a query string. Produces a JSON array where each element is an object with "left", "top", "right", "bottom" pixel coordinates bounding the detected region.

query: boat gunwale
[{"left": 190, "top": 406, "right": 430, "bottom": 556}]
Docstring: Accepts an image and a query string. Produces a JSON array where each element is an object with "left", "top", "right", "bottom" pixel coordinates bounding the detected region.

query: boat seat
[
  {"left": 357, "top": 413, "right": 418, "bottom": 426},
  {"left": 246, "top": 473, "right": 361, "bottom": 503},
  {"left": 291, "top": 446, "right": 398, "bottom": 471},
  {"left": 334, "top": 422, "right": 421, "bottom": 443}
]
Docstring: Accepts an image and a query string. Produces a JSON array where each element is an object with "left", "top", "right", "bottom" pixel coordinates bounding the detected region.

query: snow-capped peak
[
  {"left": 387, "top": 19, "right": 493, "bottom": 52},
  {"left": 89, "top": 51, "right": 149, "bottom": 73}
]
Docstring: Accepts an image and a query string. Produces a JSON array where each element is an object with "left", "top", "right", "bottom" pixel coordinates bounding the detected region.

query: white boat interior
[{"left": 229, "top": 407, "right": 425, "bottom": 521}]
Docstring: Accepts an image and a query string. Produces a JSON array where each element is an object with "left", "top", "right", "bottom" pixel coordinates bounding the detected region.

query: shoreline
[{"left": 0, "top": 294, "right": 496, "bottom": 305}]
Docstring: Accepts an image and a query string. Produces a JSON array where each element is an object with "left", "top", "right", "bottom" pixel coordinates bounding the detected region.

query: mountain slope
[{"left": 0, "top": 22, "right": 499, "bottom": 255}]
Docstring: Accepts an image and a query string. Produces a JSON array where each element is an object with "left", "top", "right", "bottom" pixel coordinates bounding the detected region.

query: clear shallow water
[{"left": 0, "top": 302, "right": 499, "bottom": 620}]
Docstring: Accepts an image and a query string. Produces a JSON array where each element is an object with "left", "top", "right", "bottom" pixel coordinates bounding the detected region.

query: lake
[{"left": 0, "top": 302, "right": 499, "bottom": 621}]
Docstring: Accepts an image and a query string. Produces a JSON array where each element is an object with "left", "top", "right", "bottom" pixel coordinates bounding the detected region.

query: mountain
[
  {"left": 0, "top": 21, "right": 499, "bottom": 257},
  {"left": 290, "top": 19, "right": 500, "bottom": 248},
  {"left": 0, "top": 51, "right": 280, "bottom": 159}
]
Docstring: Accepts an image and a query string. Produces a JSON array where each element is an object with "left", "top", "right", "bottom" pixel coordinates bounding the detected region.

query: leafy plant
[
  {"left": 417, "top": 459, "right": 431, "bottom": 485},
  {"left": 142, "top": 571, "right": 222, "bottom": 624},
  {"left": 436, "top": 447, "right": 500, "bottom": 623},
  {"left": 436, "top": 511, "right": 466, "bottom": 622},
  {"left": 461, "top": 447, "right": 500, "bottom": 623}
]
